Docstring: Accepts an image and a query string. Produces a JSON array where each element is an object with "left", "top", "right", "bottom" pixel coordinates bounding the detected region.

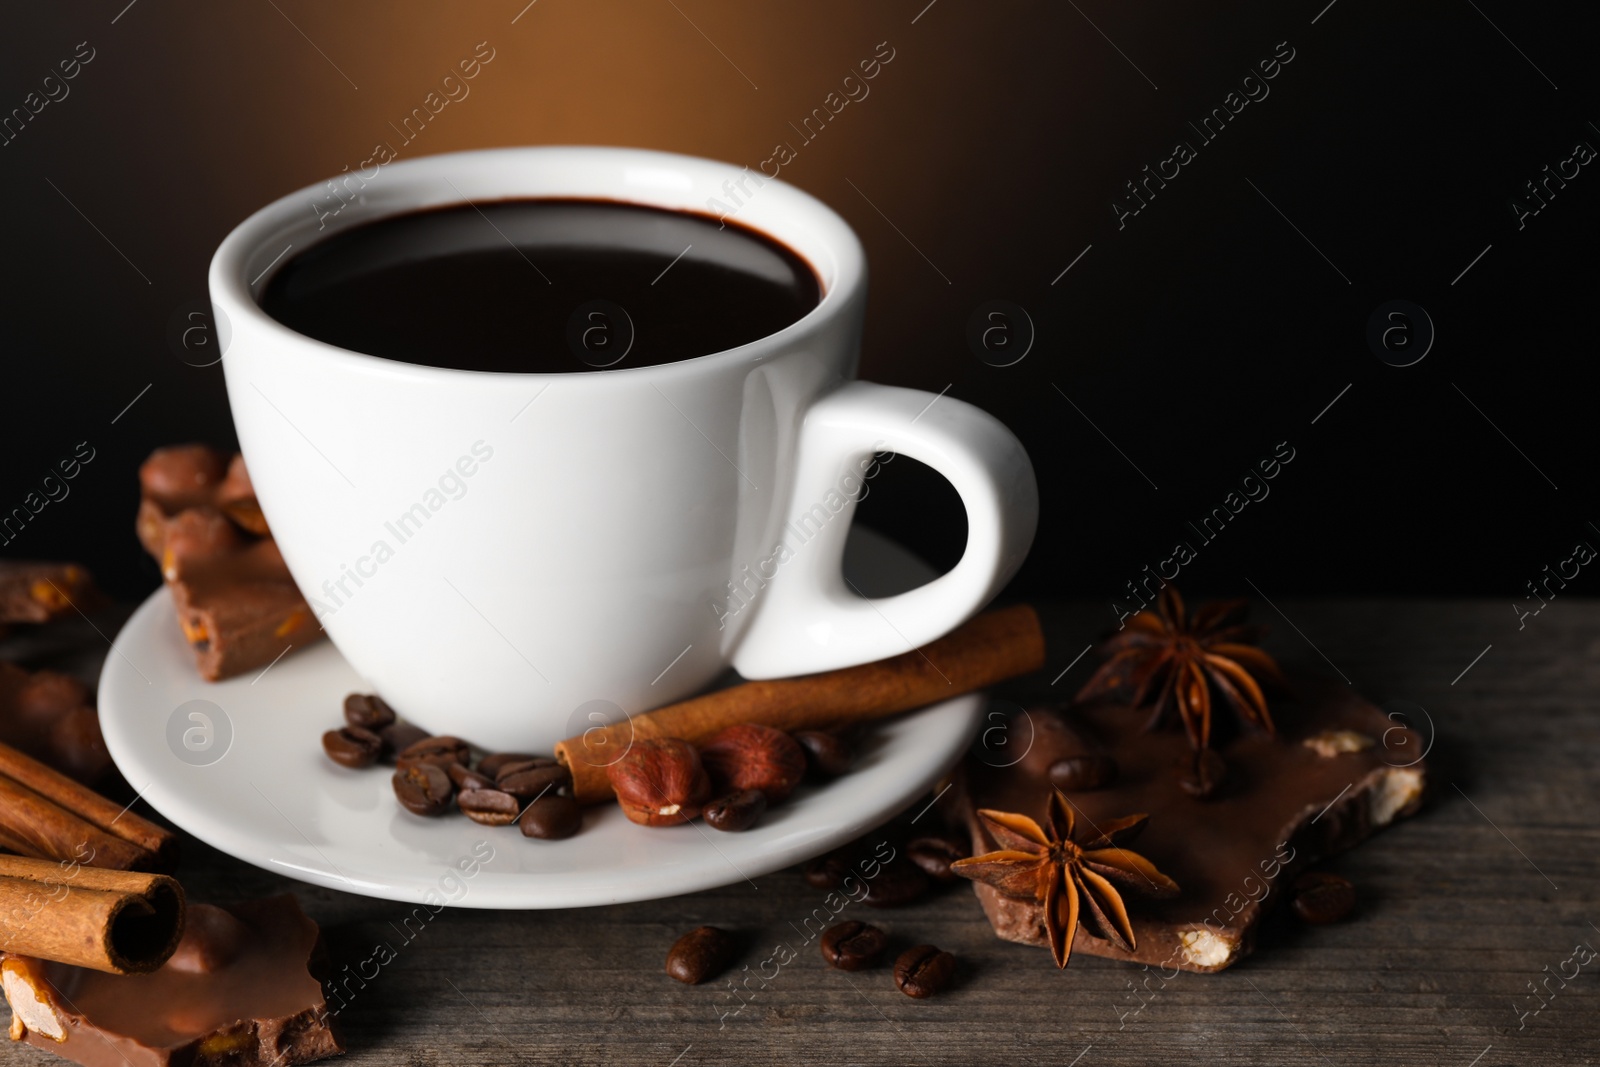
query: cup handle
[{"left": 730, "top": 380, "right": 1038, "bottom": 678}]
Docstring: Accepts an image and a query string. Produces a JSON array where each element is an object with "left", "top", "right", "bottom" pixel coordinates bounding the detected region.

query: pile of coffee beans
[
  {"left": 320, "top": 693, "right": 583, "bottom": 840},
  {"left": 322, "top": 695, "right": 869, "bottom": 839}
]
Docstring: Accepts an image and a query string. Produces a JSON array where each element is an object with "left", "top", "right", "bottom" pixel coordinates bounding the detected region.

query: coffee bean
[
  {"left": 343, "top": 693, "right": 396, "bottom": 730},
  {"left": 894, "top": 944, "right": 955, "bottom": 998},
  {"left": 378, "top": 722, "right": 429, "bottom": 761},
  {"left": 396, "top": 735, "right": 471, "bottom": 770},
  {"left": 906, "top": 834, "right": 970, "bottom": 882},
  {"left": 819, "top": 921, "right": 887, "bottom": 971},
  {"left": 448, "top": 762, "right": 494, "bottom": 792},
  {"left": 803, "top": 854, "right": 849, "bottom": 891},
  {"left": 1291, "top": 871, "right": 1356, "bottom": 925},
  {"left": 322, "top": 726, "right": 384, "bottom": 769},
  {"left": 392, "top": 763, "right": 454, "bottom": 816},
  {"left": 863, "top": 855, "right": 930, "bottom": 908},
  {"left": 795, "top": 730, "right": 854, "bottom": 778},
  {"left": 665, "top": 926, "right": 739, "bottom": 985},
  {"left": 520, "top": 794, "right": 582, "bottom": 839},
  {"left": 457, "top": 788, "right": 520, "bottom": 826},
  {"left": 1049, "top": 754, "right": 1118, "bottom": 791},
  {"left": 704, "top": 789, "right": 766, "bottom": 832},
  {"left": 478, "top": 752, "right": 544, "bottom": 778},
  {"left": 497, "top": 763, "right": 571, "bottom": 800},
  {"left": 492, "top": 756, "right": 559, "bottom": 777},
  {"left": 1176, "top": 748, "right": 1228, "bottom": 799}
]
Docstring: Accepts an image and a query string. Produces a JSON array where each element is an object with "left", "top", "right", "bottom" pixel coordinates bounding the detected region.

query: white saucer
[{"left": 97, "top": 529, "right": 981, "bottom": 909}]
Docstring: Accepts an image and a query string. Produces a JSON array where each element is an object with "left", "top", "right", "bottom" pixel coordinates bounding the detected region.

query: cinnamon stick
[
  {"left": 0, "top": 855, "right": 183, "bottom": 974},
  {"left": 557, "top": 604, "right": 1046, "bottom": 804},
  {"left": 0, "top": 742, "right": 176, "bottom": 871},
  {"left": 0, "top": 776, "right": 152, "bottom": 871}
]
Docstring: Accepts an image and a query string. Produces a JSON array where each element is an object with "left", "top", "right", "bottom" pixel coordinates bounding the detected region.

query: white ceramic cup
[{"left": 211, "top": 146, "right": 1037, "bottom": 751}]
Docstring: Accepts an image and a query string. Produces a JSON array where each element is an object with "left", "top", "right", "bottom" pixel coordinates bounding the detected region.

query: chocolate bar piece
[
  {"left": 160, "top": 511, "right": 318, "bottom": 682},
  {"left": 959, "top": 670, "right": 1426, "bottom": 973},
  {"left": 135, "top": 446, "right": 322, "bottom": 682},
  {"left": 0, "top": 563, "right": 103, "bottom": 626},
  {"left": 0, "top": 663, "right": 109, "bottom": 785},
  {"left": 2, "top": 895, "right": 344, "bottom": 1067},
  {"left": 135, "top": 446, "right": 272, "bottom": 555}
]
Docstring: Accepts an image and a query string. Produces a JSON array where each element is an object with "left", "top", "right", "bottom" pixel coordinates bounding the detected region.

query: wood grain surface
[{"left": 1, "top": 599, "right": 1594, "bottom": 1066}]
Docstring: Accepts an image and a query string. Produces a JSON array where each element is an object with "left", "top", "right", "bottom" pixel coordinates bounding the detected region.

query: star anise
[
  {"left": 951, "top": 788, "right": 1178, "bottom": 968},
  {"left": 1077, "top": 585, "right": 1283, "bottom": 750}
]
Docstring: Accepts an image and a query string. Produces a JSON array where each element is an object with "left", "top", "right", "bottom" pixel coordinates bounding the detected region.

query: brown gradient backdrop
[{"left": 3, "top": 0, "right": 1597, "bottom": 611}]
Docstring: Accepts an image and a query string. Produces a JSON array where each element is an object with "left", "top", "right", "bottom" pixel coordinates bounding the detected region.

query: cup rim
[{"left": 209, "top": 145, "right": 866, "bottom": 381}]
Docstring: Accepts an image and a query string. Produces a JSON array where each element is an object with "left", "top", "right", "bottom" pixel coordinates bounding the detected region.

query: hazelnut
[
  {"left": 606, "top": 738, "right": 711, "bottom": 826},
  {"left": 1302, "top": 730, "right": 1374, "bottom": 758},
  {"left": 699, "top": 724, "right": 806, "bottom": 803}
]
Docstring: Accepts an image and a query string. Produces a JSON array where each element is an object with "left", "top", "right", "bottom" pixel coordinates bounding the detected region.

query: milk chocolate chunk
[
  {"left": 959, "top": 670, "right": 1426, "bottom": 973},
  {"left": 138, "top": 444, "right": 228, "bottom": 513},
  {"left": 165, "top": 537, "right": 319, "bottom": 683},
  {"left": 2, "top": 895, "right": 343, "bottom": 1067},
  {"left": 0, "top": 663, "right": 110, "bottom": 784},
  {"left": 135, "top": 445, "right": 324, "bottom": 682},
  {"left": 0, "top": 562, "right": 104, "bottom": 626},
  {"left": 136, "top": 445, "right": 231, "bottom": 561},
  {"left": 136, "top": 446, "right": 269, "bottom": 544}
]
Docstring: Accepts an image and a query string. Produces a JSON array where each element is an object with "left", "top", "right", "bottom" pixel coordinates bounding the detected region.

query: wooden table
[{"left": 2, "top": 600, "right": 1594, "bottom": 1066}]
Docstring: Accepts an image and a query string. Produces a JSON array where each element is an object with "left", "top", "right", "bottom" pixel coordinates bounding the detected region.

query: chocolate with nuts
[
  {"left": 2, "top": 894, "right": 343, "bottom": 1067},
  {"left": 0, "top": 562, "right": 105, "bottom": 626},
  {"left": 135, "top": 444, "right": 323, "bottom": 682},
  {"left": 0, "top": 662, "right": 110, "bottom": 784},
  {"left": 961, "top": 670, "right": 1427, "bottom": 973}
]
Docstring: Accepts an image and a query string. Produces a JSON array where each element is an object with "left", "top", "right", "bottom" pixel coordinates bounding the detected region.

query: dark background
[{"left": 2, "top": 0, "right": 1595, "bottom": 620}]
